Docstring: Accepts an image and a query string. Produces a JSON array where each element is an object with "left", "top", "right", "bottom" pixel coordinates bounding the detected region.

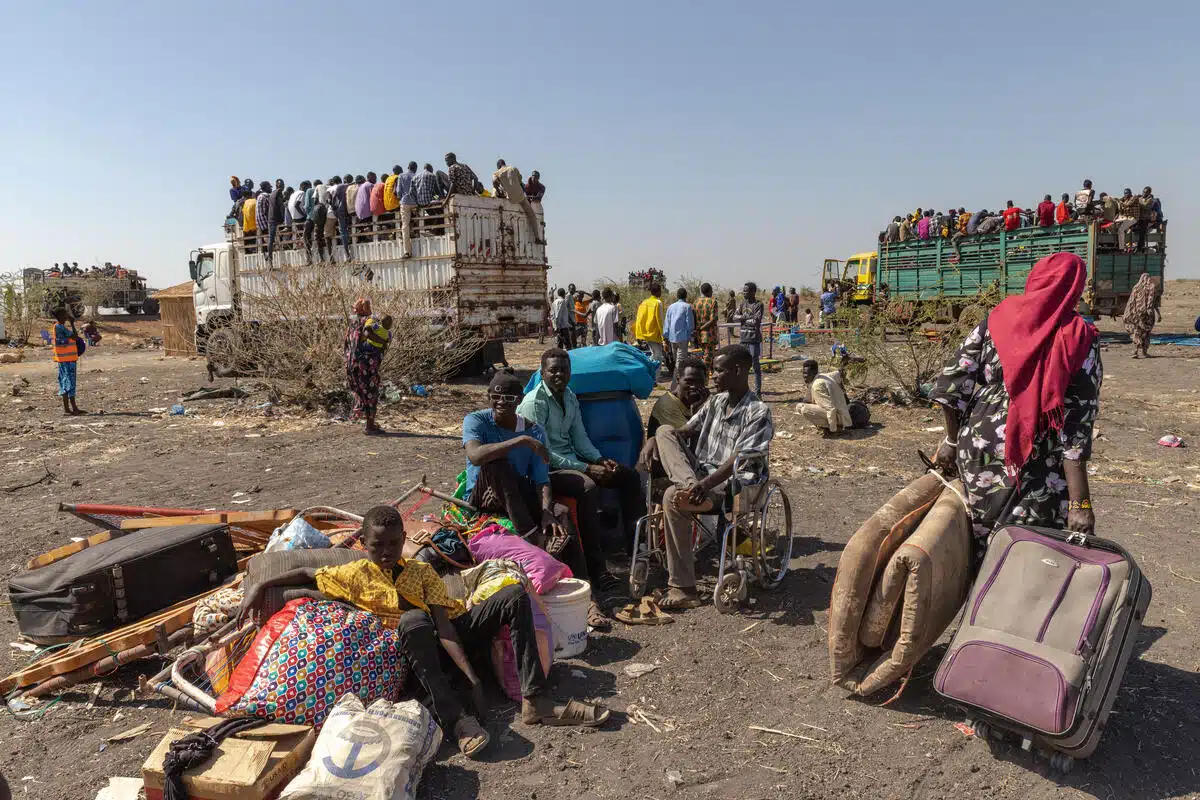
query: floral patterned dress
[
  {"left": 930, "top": 317, "right": 1102, "bottom": 546},
  {"left": 345, "top": 317, "right": 383, "bottom": 419}
]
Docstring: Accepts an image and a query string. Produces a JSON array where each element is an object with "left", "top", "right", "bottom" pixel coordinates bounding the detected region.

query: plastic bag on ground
[
  {"left": 266, "top": 515, "right": 332, "bottom": 553},
  {"left": 279, "top": 693, "right": 442, "bottom": 800}
]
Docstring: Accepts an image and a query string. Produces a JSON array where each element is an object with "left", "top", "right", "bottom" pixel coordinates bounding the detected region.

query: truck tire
[
  {"left": 142, "top": 298, "right": 160, "bottom": 315},
  {"left": 125, "top": 305, "right": 140, "bottom": 315},
  {"left": 204, "top": 327, "right": 240, "bottom": 372}
]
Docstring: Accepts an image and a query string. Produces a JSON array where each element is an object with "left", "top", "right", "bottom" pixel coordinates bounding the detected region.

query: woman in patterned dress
[
  {"left": 345, "top": 298, "right": 385, "bottom": 434},
  {"left": 1123, "top": 273, "right": 1159, "bottom": 358},
  {"left": 931, "top": 253, "right": 1101, "bottom": 555}
]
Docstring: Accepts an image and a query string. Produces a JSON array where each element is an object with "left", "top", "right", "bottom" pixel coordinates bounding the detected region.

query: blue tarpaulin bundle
[{"left": 524, "top": 342, "right": 659, "bottom": 398}]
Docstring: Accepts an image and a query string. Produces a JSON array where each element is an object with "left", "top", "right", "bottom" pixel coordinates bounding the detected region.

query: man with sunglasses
[{"left": 462, "top": 373, "right": 558, "bottom": 542}]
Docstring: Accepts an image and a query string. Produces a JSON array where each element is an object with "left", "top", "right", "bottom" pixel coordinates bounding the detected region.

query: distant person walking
[
  {"left": 819, "top": 284, "right": 838, "bottom": 328},
  {"left": 1123, "top": 273, "right": 1160, "bottom": 359},
  {"left": 52, "top": 308, "right": 83, "bottom": 416},
  {"left": 664, "top": 287, "right": 696, "bottom": 391}
]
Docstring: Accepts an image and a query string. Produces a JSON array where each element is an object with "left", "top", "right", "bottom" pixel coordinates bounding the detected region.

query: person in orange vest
[{"left": 52, "top": 308, "right": 83, "bottom": 415}]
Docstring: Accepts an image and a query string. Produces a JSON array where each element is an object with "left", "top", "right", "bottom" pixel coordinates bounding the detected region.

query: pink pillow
[{"left": 466, "top": 524, "right": 572, "bottom": 593}]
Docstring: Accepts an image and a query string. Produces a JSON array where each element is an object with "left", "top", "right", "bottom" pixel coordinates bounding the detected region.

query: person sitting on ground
[
  {"left": 1055, "top": 193, "right": 1073, "bottom": 225},
  {"left": 796, "top": 358, "right": 854, "bottom": 435},
  {"left": 518, "top": 349, "right": 645, "bottom": 594},
  {"left": 636, "top": 345, "right": 774, "bottom": 611},
  {"left": 81, "top": 320, "right": 101, "bottom": 347},
  {"left": 238, "top": 505, "right": 609, "bottom": 759}
]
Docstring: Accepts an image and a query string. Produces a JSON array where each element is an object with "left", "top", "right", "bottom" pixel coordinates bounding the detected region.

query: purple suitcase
[{"left": 934, "top": 524, "right": 1151, "bottom": 772}]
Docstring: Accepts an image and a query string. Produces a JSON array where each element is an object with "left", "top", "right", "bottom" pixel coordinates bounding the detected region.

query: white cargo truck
[{"left": 190, "top": 194, "right": 548, "bottom": 372}]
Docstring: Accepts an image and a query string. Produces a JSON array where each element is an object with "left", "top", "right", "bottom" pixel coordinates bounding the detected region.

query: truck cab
[
  {"left": 189, "top": 243, "right": 237, "bottom": 339},
  {"left": 820, "top": 253, "right": 877, "bottom": 304}
]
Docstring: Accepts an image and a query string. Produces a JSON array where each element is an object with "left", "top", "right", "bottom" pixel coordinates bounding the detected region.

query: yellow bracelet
[{"left": 1069, "top": 499, "right": 1092, "bottom": 511}]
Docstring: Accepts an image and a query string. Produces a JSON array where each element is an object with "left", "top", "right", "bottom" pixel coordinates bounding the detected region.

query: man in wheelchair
[{"left": 637, "top": 344, "right": 774, "bottom": 611}]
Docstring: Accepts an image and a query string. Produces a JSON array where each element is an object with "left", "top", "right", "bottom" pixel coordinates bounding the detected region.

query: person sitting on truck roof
[
  {"left": 229, "top": 175, "right": 243, "bottom": 204},
  {"left": 397, "top": 162, "right": 418, "bottom": 258},
  {"left": 493, "top": 159, "right": 545, "bottom": 245},
  {"left": 241, "top": 189, "right": 258, "bottom": 237},
  {"left": 884, "top": 216, "right": 901, "bottom": 244},
  {"left": 976, "top": 212, "right": 1004, "bottom": 235},
  {"left": 383, "top": 166, "right": 402, "bottom": 216},
  {"left": 346, "top": 175, "right": 362, "bottom": 224},
  {"left": 1055, "top": 193, "right": 1073, "bottom": 225},
  {"left": 897, "top": 215, "right": 912, "bottom": 242},
  {"left": 1137, "top": 187, "right": 1157, "bottom": 251},
  {"left": 1036, "top": 194, "right": 1055, "bottom": 227},
  {"left": 445, "top": 153, "right": 481, "bottom": 197},
  {"left": 525, "top": 171, "right": 546, "bottom": 202},
  {"left": 412, "top": 163, "right": 443, "bottom": 207},
  {"left": 1074, "top": 180, "right": 1095, "bottom": 217},
  {"left": 1002, "top": 200, "right": 1022, "bottom": 232},
  {"left": 1116, "top": 189, "right": 1140, "bottom": 251},
  {"left": 1097, "top": 192, "right": 1118, "bottom": 224},
  {"left": 917, "top": 209, "right": 933, "bottom": 240},
  {"left": 329, "top": 176, "right": 351, "bottom": 260}
]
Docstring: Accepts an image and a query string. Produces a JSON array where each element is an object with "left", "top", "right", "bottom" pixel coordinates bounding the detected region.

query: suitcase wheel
[{"left": 966, "top": 719, "right": 990, "bottom": 740}]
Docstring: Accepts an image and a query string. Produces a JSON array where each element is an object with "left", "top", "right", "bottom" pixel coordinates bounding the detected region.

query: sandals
[
  {"left": 587, "top": 601, "right": 611, "bottom": 631},
  {"left": 615, "top": 596, "right": 675, "bottom": 626},
  {"left": 523, "top": 699, "right": 611, "bottom": 728},
  {"left": 454, "top": 715, "right": 490, "bottom": 758},
  {"left": 657, "top": 590, "right": 703, "bottom": 611}
]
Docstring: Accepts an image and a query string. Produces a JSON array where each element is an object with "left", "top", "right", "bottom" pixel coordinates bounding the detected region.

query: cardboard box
[{"left": 141, "top": 717, "right": 315, "bottom": 800}]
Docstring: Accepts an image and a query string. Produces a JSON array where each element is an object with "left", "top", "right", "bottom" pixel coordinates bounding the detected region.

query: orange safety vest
[{"left": 53, "top": 337, "right": 79, "bottom": 363}]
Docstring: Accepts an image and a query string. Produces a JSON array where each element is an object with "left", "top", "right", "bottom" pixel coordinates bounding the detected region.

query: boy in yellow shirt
[{"left": 239, "top": 505, "right": 608, "bottom": 758}]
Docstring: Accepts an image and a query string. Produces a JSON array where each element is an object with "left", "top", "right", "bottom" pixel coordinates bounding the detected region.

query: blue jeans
[{"left": 745, "top": 341, "right": 762, "bottom": 394}]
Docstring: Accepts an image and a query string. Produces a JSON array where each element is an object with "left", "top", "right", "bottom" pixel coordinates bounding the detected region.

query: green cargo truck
[{"left": 875, "top": 221, "right": 1165, "bottom": 317}]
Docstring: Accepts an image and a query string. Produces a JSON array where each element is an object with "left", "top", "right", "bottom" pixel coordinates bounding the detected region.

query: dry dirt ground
[{"left": 0, "top": 284, "right": 1198, "bottom": 800}]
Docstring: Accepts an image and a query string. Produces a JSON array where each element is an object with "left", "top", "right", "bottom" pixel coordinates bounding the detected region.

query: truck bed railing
[{"left": 229, "top": 205, "right": 451, "bottom": 256}]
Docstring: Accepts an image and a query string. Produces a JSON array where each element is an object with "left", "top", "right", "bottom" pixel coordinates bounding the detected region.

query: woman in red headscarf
[{"left": 930, "top": 253, "right": 1102, "bottom": 549}]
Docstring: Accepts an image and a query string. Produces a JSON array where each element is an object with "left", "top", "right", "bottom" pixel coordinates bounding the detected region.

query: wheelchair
[{"left": 629, "top": 452, "right": 795, "bottom": 613}]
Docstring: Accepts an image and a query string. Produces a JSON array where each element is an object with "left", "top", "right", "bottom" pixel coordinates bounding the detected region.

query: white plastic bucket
[{"left": 541, "top": 578, "right": 591, "bottom": 659}]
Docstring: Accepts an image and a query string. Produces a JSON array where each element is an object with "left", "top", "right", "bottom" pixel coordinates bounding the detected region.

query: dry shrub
[
  {"left": 209, "top": 265, "right": 481, "bottom": 406},
  {"left": 840, "top": 290, "right": 1001, "bottom": 399},
  {"left": 1, "top": 272, "right": 46, "bottom": 344}
]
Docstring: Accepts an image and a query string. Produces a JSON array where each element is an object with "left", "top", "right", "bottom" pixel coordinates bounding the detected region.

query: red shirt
[
  {"left": 1036, "top": 201, "right": 1055, "bottom": 227},
  {"left": 370, "top": 181, "right": 387, "bottom": 217},
  {"left": 1002, "top": 207, "right": 1022, "bottom": 231},
  {"left": 1055, "top": 202, "right": 1071, "bottom": 224}
]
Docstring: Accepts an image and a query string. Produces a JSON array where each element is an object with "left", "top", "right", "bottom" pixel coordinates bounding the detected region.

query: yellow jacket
[{"left": 633, "top": 296, "right": 664, "bottom": 343}]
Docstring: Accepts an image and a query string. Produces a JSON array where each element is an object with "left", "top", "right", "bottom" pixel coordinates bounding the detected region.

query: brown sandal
[
  {"left": 526, "top": 699, "right": 611, "bottom": 727},
  {"left": 455, "top": 715, "right": 490, "bottom": 758},
  {"left": 615, "top": 596, "right": 675, "bottom": 626}
]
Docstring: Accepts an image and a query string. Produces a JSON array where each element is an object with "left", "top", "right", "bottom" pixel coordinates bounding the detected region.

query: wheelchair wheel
[
  {"left": 754, "top": 481, "right": 794, "bottom": 588},
  {"left": 629, "top": 558, "right": 650, "bottom": 599},
  {"left": 714, "top": 572, "right": 743, "bottom": 614}
]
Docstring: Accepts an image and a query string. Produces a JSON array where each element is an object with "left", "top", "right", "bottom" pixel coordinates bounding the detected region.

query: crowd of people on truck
[
  {"left": 224, "top": 154, "right": 546, "bottom": 264},
  {"left": 33, "top": 261, "right": 139, "bottom": 280},
  {"left": 881, "top": 181, "right": 1165, "bottom": 254}
]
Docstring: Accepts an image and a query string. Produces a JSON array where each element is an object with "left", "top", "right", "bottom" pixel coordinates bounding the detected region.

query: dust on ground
[{"left": 0, "top": 283, "right": 1197, "bottom": 800}]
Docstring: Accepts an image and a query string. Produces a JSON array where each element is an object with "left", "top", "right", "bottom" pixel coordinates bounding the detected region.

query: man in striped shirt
[{"left": 640, "top": 344, "right": 774, "bottom": 611}]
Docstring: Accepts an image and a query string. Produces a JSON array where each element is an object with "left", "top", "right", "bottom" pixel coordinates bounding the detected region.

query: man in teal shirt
[{"left": 517, "top": 349, "right": 644, "bottom": 591}]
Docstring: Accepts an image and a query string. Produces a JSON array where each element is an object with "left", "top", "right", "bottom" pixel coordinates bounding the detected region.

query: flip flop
[
  {"left": 588, "top": 602, "right": 612, "bottom": 631},
  {"left": 614, "top": 597, "right": 675, "bottom": 626},
  {"left": 528, "top": 699, "right": 611, "bottom": 728},
  {"left": 657, "top": 591, "right": 703, "bottom": 611}
]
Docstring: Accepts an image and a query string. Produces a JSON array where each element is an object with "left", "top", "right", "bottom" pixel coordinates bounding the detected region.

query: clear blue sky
[{"left": 3, "top": 1, "right": 1196, "bottom": 290}]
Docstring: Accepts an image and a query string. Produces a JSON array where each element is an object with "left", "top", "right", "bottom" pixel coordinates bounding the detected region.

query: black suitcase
[{"left": 8, "top": 524, "right": 238, "bottom": 643}]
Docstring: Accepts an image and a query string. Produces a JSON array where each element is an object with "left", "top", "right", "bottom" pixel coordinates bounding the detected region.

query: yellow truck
[{"left": 820, "top": 252, "right": 878, "bottom": 305}]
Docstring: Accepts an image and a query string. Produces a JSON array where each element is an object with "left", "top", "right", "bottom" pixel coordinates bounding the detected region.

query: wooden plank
[
  {"left": 120, "top": 509, "right": 297, "bottom": 531},
  {"left": 25, "top": 529, "right": 125, "bottom": 570}
]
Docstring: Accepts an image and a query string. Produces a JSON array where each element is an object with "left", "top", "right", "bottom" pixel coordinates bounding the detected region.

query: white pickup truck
[{"left": 189, "top": 194, "right": 549, "bottom": 371}]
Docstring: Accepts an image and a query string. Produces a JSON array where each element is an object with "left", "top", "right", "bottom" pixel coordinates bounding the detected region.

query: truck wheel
[
  {"left": 125, "top": 305, "right": 140, "bottom": 316},
  {"left": 142, "top": 298, "right": 159, "bottom": 315},
  {"left": 204, "top": 327, "right": 240, "bottom": 372}
]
